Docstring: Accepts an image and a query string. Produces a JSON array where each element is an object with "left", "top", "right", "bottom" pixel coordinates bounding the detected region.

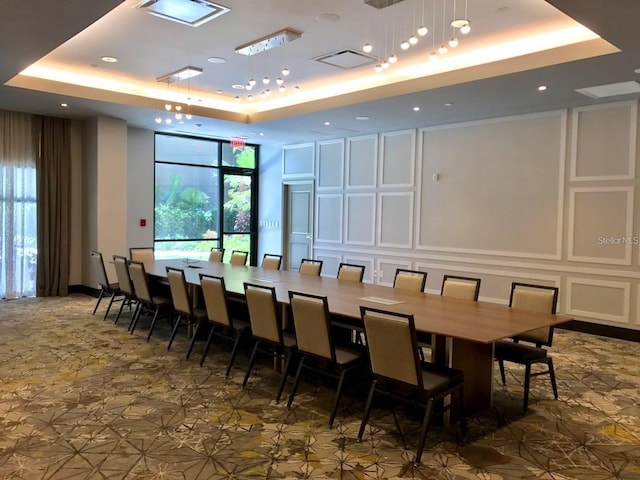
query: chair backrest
[
  {"left": 128, "top": 260, "right": 152, "bottom": 303},
  {"left": 360, "top": 307, "right": 423, "bottom": 388},
  {"left": 113, "top": 255, "right": 134, "bottom": 296},
  {"left": 441, "top": 275, "right": 481, "bottom": 301},
  {"left": 509, "top": 282, "right": 559, "bottom": 346},
  {"left": 230, "top": 250, "right": 248, "bottom": 266},
  {"left": 393, "top": 268, "right": 427, "bottom": 292},
  {"left": 262, "top": 253, "right": 283, "bottom": 270},
  {"left": 299, "top": 258, "right": 323, "bottom": 276},
  {"left": 199, "top": 274, "right": 232, "bottom": 328},
  {"left": 244, "top": 283, "right": 282, "bottom": 344},
  {"left": 166, "top": 266, "right": 192, "bottom": 316},
  {"left": 208, "top": 248, "right": 225, "bottom": 263},
  {"left": 289, "top": 291, "right": 334, "bottom": 361},
  {"left": 89, "top": 250, "right": 110, "bottom": 289},
  {"left": 337, "top": 263, "right": 365, "bottom": 282},
  {"left": 130, "top": 247, "right": 154, "bottom": 264}
]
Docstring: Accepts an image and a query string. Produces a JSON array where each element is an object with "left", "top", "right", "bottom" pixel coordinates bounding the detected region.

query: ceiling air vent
[
  {"left": 314, "top": 49, "right": 377, "bottom": 69},
  {"left": 137, "top": 0, "right": 230, "bottom": 27},
  {"left": 575, "top": 81, "right": 640, "bottom": 99}
]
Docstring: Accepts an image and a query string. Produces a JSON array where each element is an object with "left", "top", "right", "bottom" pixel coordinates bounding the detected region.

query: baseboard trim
[{"left": 559, "top": 320, "right": 640, "bottom": 343}]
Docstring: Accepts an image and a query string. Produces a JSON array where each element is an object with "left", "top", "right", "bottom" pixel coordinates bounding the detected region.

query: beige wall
[
  {"left": 285, "top": 100, "right": 640, "bottom": 329},
  {"left": 80, "top": 116, "right": 128, "bottom": 288}
]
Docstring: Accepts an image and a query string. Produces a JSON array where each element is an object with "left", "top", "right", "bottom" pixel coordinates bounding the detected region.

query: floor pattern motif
[{"left": 1, "top": 295, "right": 640, "bottom": 479}]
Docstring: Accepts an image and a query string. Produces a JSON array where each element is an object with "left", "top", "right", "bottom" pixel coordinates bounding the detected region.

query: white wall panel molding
[
  {"left": 570, "top": 101, "right": 637, "bottom": 181},
  {"left": 377, "top": 192, "right": 413, "bottom": 248},
  {"left": 316, "top": 139, "right": 344, "bottom": 191},
  {"left": 568, "top": 186, "right": 634, "bottom": 265},
  {"left": 313, "top": 251, "right": 342, "bottom": 278},
  {"left": 375, "top": 257, "right": 413, "bottom": 286},
  {"left": 346, "top": 134, "right": 377, "bottom": 189},
  {"left": 378, "top": 129, "right": 416, "bottom": 188},
  {"left": 315, "top": 194, "right": 343, "bottom": 243},
  {"left": 414, "top": 261, "right": 561, "bottom": 305},
  {"left": 566, "top": 277, "right": 631, "bottom": 324},
  {"left": 345, "top": 193, "right": 376, "bottom": 246},
  {"left": 283, "top": 142, "right": 315, "bottom": 179},
  {"left": 313, "top": 245, "right": 640, "bottom": 279},
  {"left": 415, "top": 110, "right": 565, "bottom": 261}
]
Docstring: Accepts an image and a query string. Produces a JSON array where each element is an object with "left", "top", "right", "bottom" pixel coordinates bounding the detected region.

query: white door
[{"left": 284, "top": 182, "right": 314, "bottom": 271}]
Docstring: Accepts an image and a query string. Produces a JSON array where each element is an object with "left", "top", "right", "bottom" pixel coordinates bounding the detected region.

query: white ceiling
[{"left": 2, "top": 0, "right": 640, "bottom": 146}]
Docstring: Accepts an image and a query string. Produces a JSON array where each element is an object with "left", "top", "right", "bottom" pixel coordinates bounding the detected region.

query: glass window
[
  {"left": 156, "top": 134, "right": 219, "bottom": 166},
  {"left": 154, "top": 134, "right": 258, "bottom": 264},
  {"left": 221, "top": 143, "right": 256, "bottom": 168}
]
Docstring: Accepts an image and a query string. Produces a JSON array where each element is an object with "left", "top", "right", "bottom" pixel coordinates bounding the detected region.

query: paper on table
[{"left": 359, "top": 296, "right": 404, "bottom": 305}]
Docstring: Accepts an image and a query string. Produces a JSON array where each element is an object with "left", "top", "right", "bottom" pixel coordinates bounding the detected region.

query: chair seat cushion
[
  {"left": 283, "top": 333, "right": 297, "bottom": 348},
  {"left": 421, "top": 364, "right": 464, "bottom": 395},
  {"left": 193, "top": 307, "right": 208, "bottom": 321},
  {"left": 231, "top": 318, "right": 250, "bottom": 332},
  {"left": 151, "top": 296, "right": 171, "bottom": 307},
  {"left": 334, "top": 347, "right": 363, "bottom": 366},
  {"left": 495, "top": 340, "right": 547, "bottom": 363}
]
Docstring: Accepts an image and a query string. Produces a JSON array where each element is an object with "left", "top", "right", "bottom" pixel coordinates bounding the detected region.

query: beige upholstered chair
[
  {"left": 127, "top": 260, "right": 171, "bottom": 341},
  {"left": 90, "top": 250, "right": 123, "bottom": 320},
  {"left": 208, "top": 247, "right": 225, "bottom": 263},
  {"left": 165, "top": 266, "right": 208, "bottom": 355},
  {"left": 242, "top": 282, "right": 297, "bottom": 401},
  {"left": 261, "top": 253, "right": 283, "bottom": 270},
  {"left": 495, "top": 282, "right": 559, "bottom": 412},
  {"left": 199, "top": 274, "right": 250, "bottom": 376},
  {"left": 337, "top": 263, "right": 365, "bottom": 282},
  {"left": 129, "top": 247, "right": 154, "bottom": 264},
  {"left": 299, "top": 258, "right": 323, "bottom": 276},
  {"left": 358, "top": 306, "right": 466, "bottom": 464},
  {"left": 441, "top": 275, "right": 481, "bottom": 301},
  {"left": 393, "top": 268, "right": 427, "bottom": 292},
  {"left": 287, "top": 291, "right": 364, "bottom": 427},
  {"left": 229, "top": 250, "right": 248, "bottom": 266},
  {"left": 112, "top": 255, "right": 137, "bottom": 325}
]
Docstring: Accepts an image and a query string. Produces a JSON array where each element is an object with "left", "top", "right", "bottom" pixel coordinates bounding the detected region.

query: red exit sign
[{"left": 231, "top": 137, "right": 246, "bottom": 148}]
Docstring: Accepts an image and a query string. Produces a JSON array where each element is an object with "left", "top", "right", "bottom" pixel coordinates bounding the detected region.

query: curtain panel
[
  {"left": 0, "top": 110, "right": 71, "bottom": 298},
  {"left": 37, "top": 116, "right": 71, "bottom": 297}
]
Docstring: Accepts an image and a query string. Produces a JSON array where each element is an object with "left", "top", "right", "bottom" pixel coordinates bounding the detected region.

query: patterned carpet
[{"left": 1, "top": 295, "right": 640, "bottom": 479}]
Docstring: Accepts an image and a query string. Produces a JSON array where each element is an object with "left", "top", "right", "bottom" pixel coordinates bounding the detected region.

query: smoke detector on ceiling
[{"left": 137, "top": 0, "right": 230, "bottom": 27}]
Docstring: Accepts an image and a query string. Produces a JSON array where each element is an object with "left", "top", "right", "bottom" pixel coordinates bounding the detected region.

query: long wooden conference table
[{"left": 145, "top": 259, "right": 570, "bottom": 414}]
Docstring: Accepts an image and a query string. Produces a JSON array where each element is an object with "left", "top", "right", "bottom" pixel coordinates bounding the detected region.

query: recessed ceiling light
[
  {"left": 207, "top": 57, "right": 226, "bottom": 64},
  {"left": 538, "top": 85, "right": 548, "bottom": 91},
  {"left": 413, "top": 106, "right": 420, "bottom": 111},
  {"left": 100, "top": 56, "right": 118, "bottom": 63},
  {"left": 60, "top": 103, "right": 68, "bottom": 108},
  {"left": 356, "top": 115, "right": 370, "bottom": 120},
  {"left": 259, "top": 132, "right": 264, "bottom": 136},
  {"left": 215, "top": 89, "right": 223, "bottom": 94},
  {"left": 324, "top": 121, "right": 331, "bottom": 126},
  {"left": 232, "top": 84, "right": 245, "bottom": 90},
  {"left": 444, "top": 102, "right": 453, "bottom": 106}
]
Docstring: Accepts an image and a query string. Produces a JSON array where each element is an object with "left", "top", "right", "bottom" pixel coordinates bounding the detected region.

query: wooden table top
[{"left": 146, "top": 259, "right": 571, "bottom": 345}]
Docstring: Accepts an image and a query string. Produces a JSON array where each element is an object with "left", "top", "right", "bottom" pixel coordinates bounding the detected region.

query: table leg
[{"left": 451, "top": 338, "right": 494, "bottom": 414}]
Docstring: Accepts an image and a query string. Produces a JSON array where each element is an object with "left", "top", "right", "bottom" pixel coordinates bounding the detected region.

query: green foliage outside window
[{"left": 155, "top": 174, "right": 215, "bottom": 240}]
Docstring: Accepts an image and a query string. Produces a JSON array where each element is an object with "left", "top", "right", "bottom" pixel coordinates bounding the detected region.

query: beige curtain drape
[{"left": 36, "top": 116, "right": 71, "bottom": 296}]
